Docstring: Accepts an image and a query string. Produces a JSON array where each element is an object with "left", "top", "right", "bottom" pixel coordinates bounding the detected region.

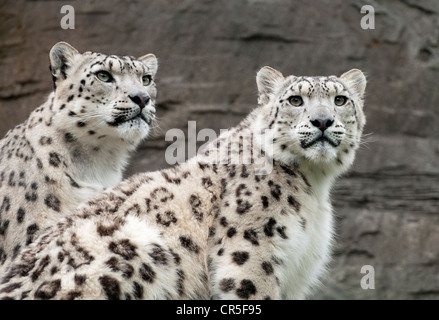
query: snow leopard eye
[
  {"left": 142, "top": 75, "right": 152, "bottom": 86},
  {"left": 288, "top": 95, "right": 304, "bottom": 107},
  {"left": 334, "top": 95, "right": 348, "bottom": 106},
  {"left": 96, "top": 71, "right": 113, "bottom": 83}
]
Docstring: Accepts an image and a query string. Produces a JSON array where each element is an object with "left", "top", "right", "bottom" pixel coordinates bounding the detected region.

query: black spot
[
  {"left": 268, "top": 180, "right": 282, "bottom": 200},
  {"left": 88, "top": 130, "right": 95, "bottom": 135},
  {"left": 133, "top": 282, "right": 143, "bottom": 299},
  {"left": 57, "top": 252, "right": 65, "bottom": 263},
  {"left": 201, "top": 177, "right": 213, "bottom": 188},
  {"left": 228, "top": 164, "right": 236, "bottom": 178},
  {"left": 243, "top": 229, "right": 259, "bottom": 246},
  {"left": 64, "top": 132, "right": 76, "bottom": 143},
  {"left": 235, "top": 184, "right": 247, "bottom": 197},
  {"left": 227, "top": 227, "right": 237, "bottom": 238},
  {"left": 232, "top": 251, "right": 249, "bottom": 265},
  {"left": 262, "top": 261, "right": 274, "bottom": 275},
  {"left": 65, "top": 291, "right": 82, "bottom": 300},
  {"left": 17, "top": 207, "right": 26, "bottom": 223},
  {"left": 0, "top": 220, "right": 9, "bottom": 235},
  {"left": 236, "top": 279, "right": 257, "bottom": 299},
  {"left": 179, "top": 236, "right": 200, "bottom": 254},
  {"left": 276, "top": 226, "right": 288, "bottom": 239},
  {"left": 68, "top": 111, "right": 76, "bottom": 116},
  {"left": 31, "top": 255, "right": 51, "bottom": 282},
  {"left": 219, "top": 278, "right": 236, "bottom": 293},
  {"left": 50, "top": 267, "right": 59, "bottom": 276},
  {"left": 67, "top": 95, "right": 74, "bottom": 102},
  {"left": 170, "top": 249, "right": 181, "bottom": 265},
  {"left": 44, "top": 194, "right": 61, "bottom": 212},
  {"left": 161, "top": 172, "right": 181, "bottom": 184},
  {"left": 0, "top": 282, "right": 22, "bottom": 294},
  {"left": 299, "top": 172, "right": 312, "bottom": 192},
  {"left": 97, "top": 223, "right": 119, "bottom": 237},
  {"left": 48, "top": 152, "right": 61, "bottom": 167},
  {"left": 0, "top": 196, "right": 10, "bottom": 213},
  {"left": 139, "top": 263, "right": 156, "bottom": 283},
  {"left": 34, "top": 280, "right": 62, "bottom": 299},
  {"left": 220, "top": 178, "right": 228, "bottom": 199},
  {"left": 26, "top": 223, "right": 39, "bottom": 238},
  {"left": 0, "top": 247, "right": 6, "bottom": 264},
  {"left": 25, "top": 191, "right": 38, "bottom": 202},
  {"left": 8, "top": 171, "right": 16, "bottom": 186},
  {"left": 39, "top": 136, "right": 52, "bottom": 145},
  {"left": 287, "top": 195, "right": 301, "bottom": 212},
  {"left": 66, "top": 174, "right": 80, "bottom": 188},
  {"left": 156, "top": 211, "right": 177, "bottom": 227},
  {"left": 209, "top": 227, "right": 216, "bottom": 238},
  {"left": 236, "top": 199, "right": 252, "bottom": 215},
  {"left": 261, "top": 196, "right": 269, "bottom": 209},
  {"left": 240, "top": 163, "right": 251, "bottom": 179},
  {"left": 263, "top": 218, "right": 277, "bottom": 237},
  {"left": 280, "top": 164, "right": 296, "bottom": 177},
  {"left": 108, "top": 239, "right": 137, "bottom": 260},
  {"left": 217, "top": 248, "right": 224, "bottom": 256},
  {"left": 150, "top": 187, "right": 174, "bottom": 203},
  {"left": 74, "top": 274, "right": 86, "bottom": 286},
  {"left": 99, "top": 275, "right": 120, "bottom": 300},
  {"left": 189, "top": 194, "right": 203, "bottom": 222},
  {"left": 198, "top": 162, "right": 209, "bottom": 171},
  {"left": 105, "top": 257, "right": 134, "bottom": 279},
  {"left": 45, "top": 176, "right": 56, "bottom": 184},
  {"left": 220, "top": 216, "right": 228, "bottom": 227},
  {"left": 60, "top": 104, "right": 66, "bottom": 110},
  {"left": 177, "top": 269, "right": 185, "bottom": 296},
  {"left": 36, "top": 158, "right": 43, "bottom": 169},
  {"left": 149, "top": 243, "right": 168, "bottom": 265}
]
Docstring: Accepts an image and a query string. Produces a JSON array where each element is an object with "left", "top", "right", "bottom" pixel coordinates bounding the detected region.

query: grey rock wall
[{"left": 0, "top": 0, "right": 438, "bottom": 299}]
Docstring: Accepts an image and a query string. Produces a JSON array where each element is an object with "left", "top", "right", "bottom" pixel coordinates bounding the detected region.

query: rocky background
[{"left": 0, "top": 0, "right": 438, "bottom": 299}]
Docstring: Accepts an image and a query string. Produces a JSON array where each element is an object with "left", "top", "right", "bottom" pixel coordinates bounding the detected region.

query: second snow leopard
[{"left": 0, "top": 42, "right": 158, "bottom": 264}]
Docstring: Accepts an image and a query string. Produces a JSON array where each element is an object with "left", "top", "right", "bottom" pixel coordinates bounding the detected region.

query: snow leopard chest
[{"left": 275, "top": 195, "right": 334, "bottom": 299}]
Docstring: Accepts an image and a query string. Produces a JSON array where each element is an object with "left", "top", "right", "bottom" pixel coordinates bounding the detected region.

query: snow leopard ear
[
  {"left": 50, "top": 42, "right": 79, "bottom": 79},
  {"left": 49, "top": 42, "right": 80, "bottom": 89},
  {"left": 138, "top": 54, "right": 158, "bottom": 77},
  {"left": 256, "top": 66, "right": 284, "bottom": 105},
  {"left": 340, "top": 69, "right": 367, "bottom": 99}
]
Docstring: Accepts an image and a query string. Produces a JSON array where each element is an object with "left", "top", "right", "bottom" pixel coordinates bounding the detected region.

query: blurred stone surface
[{"left": 1, "top": 0, "right": 438, "bottom": 299}]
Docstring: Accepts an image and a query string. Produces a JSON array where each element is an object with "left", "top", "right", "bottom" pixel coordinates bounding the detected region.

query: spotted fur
[
  {"left": 0, "top": 67, "right": 367, "bottom": 300},
  {"left": 0, "top": 42, "right": 158, "bottom": 265}
]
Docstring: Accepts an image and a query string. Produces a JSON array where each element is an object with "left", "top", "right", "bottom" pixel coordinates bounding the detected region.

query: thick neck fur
[{"left": 26, "top": 93, "right": 133, "bottom": 188}]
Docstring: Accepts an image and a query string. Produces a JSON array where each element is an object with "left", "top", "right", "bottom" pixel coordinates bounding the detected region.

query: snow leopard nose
[
  {"left": 129, "top": 94, "right": 150, "bottom": 109},
  {"left": 310, "top": 118, "right": 334, "bottom": 132}
]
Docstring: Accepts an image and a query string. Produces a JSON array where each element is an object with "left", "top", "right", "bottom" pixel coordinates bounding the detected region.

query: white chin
[
  {"left": 116, "top": 119, "right": 150, "bottom": 144},
  {"left": 304, "top": 142, "right": 338, "bottom": 163}
]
